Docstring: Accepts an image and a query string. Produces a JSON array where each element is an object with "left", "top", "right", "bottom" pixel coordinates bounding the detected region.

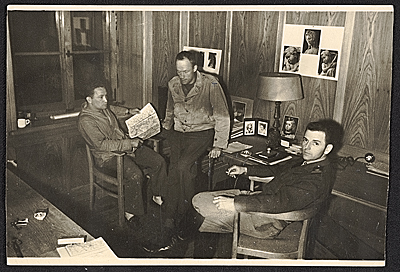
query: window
[{"left": 8, "top": 10, "right": 116, "bottom": 115}]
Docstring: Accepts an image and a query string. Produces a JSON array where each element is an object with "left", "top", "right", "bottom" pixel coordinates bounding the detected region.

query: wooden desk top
[
  {"left": 221, "top": 136, "right": 389, "bottom": 212},
  {"left": 6, "top": 169, "right": 94, "bottom": 257}
]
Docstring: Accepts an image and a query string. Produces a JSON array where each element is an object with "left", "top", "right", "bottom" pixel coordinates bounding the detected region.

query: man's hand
[
  {"left": 208, "top": 147, "right": 222, "bottom": 158},
  {"left": 128, "top": 108, "right": 140, "bottom": 116},
  {"left": 161, "top": 122, "right": 170, "bottom": 130},
  {"left": 130, "top": 138, "right": 143, "bottom": 152},
  {"left": 226, "top": 165, "right": 247, "bottom": 177},
  {"left": 213, "top": 196, "right": 235, "bottom": 211}
]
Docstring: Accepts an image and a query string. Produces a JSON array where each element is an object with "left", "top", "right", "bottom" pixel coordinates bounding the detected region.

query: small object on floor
[
  {"left": 34, "top": 208, "right": 48, "bottom": 220},
  {"left": 152, "top": 195, "right": 163, "bottom": 206},
  {"left": 142, "top": 235, "right": 178, "bottom": 253},
  {"left": 124, "top": 212, "right": 135, "bottom": 221}
]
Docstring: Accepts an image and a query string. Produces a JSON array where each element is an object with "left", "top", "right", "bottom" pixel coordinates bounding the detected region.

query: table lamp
[{"left": 256, "top": 72, "right": 303, "bottom": 147}]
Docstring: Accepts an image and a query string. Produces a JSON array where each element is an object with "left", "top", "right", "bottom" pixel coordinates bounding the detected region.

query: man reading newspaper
[{"left": 78, "top": 83, "right": 167, "bottom": 224}]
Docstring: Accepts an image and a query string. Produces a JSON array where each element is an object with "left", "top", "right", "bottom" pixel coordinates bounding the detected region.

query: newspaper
[
  {"left": 125, "top": 103, "right": 161, "bottom": 140},
  {"left": 56, "top": 237, "right": 117, "bottom": 259}
]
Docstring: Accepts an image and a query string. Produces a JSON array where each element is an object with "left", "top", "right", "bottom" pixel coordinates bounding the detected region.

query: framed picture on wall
[
  {"left": 281, "top": 115, "right": 299, "bottom": 140},
  {"left": 243, "top": 118, "right": 256, "bottom": 136},
  {"left": 183, "top": 46, "right": 222, "bottom": 75},
  {"left": 257, "top": 119, "right": 269, "bottom": 137}
]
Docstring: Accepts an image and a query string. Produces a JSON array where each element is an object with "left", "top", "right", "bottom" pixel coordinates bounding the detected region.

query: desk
[{"left": 6, "top": 169, "right": 94, "bottom": 257}]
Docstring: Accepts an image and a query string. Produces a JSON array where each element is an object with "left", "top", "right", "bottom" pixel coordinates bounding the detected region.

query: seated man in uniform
[
  {"left": 191, "top": 119, "right": 343, "bottom": 239},
  {"left": 78, "top": 82, "right": 168, "bottom": 224}
]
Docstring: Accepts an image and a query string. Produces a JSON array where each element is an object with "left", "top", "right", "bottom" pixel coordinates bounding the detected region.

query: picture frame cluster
[{"left": 243, "top": 118, "right": 270, "bottom": 137}]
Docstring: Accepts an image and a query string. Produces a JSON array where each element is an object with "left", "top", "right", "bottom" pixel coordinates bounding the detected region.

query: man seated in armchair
[
  {"left": 78, "top": 81, "right": 168, "bottom": 224},
  {"left": 191, "top": 119, "right": 343, "bottom": 240}
]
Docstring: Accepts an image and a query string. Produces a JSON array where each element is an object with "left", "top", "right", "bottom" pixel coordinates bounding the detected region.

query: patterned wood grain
[
  {"left": 152, "top": 11, "right": 180, "bottom": 104},
  {"left": 116, "top": 11, "right": 143, "bottom": 108},
  {"left": 188, "top": 11, "right": 227, "bottom": 77},
  {"left": 341, "top": 12, "right": 392, "bottom": 154},
  {"left": 285, "top": 11, "right": 346, "bottom": 27},
  {"left": 229, "top": 11, "right": 280, "bottom": 101}
]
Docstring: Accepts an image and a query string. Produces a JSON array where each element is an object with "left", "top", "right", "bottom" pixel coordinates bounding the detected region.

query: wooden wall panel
[
  {"left": 341, "top": 12, "right": 392, "bottom": 155},
  {"left": 116, "top": 11, "right": 143, "bottom": 108},
  {"left": 188, "top": 11, "right": 227, "bottom": 78},
  {"left": 285, "top": 11, "right": 346, "bottom": 26},
  {"left": 229, "top": 11, "right": 280, "bottom": 102},
  {"left": 152, "top": 11, "right": 180, "bottom": 109}
]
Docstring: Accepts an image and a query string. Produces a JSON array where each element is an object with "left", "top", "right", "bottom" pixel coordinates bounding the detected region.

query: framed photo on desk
[
  {"left": 257, "top": 119, "right": 269, "bottom": 137},
  {"left": 243, "top": 118, "right": 256, "bottom": 136},
  {"left": 281, "top": 115, "right": 299, "bottom": 140},
  {"left": 231, "top": 96, "right": 254, "bottom": 123}
]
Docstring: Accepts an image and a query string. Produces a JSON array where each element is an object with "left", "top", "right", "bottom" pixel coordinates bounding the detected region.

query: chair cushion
[{"left": 238, "top": 221, "right": 303, "bottom": 254}]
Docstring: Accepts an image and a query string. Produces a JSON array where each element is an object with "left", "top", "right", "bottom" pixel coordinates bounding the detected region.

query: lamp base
[{"left": 265, "top": 127, "right": 281, "bottom": 149}]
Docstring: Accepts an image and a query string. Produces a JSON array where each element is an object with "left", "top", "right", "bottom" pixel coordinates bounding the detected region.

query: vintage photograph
[
  {"left": 280, "top": 24, "right": 344, "bottom": 80},
  {"left": 183, "top": 46, "right": 222, "bottom": 75},
  {"left": 281, "top": 115, "right": 299, "bottom": 139},
  {"left": 231, "top": 96, "right": 254, "bottom": 124},
  {"left": 243, "top": 119, "right": 256, "bottom": 135},
  {"left": 5, "top": 4, "right": 392, "bottom": 267},
  {"left": 257, "top": 119, "right": 269, "bottom": 137}
]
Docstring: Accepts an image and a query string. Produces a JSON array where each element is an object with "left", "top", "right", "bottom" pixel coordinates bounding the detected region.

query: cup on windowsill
[{"left": 17, "top": 118, "right": 30, "bottom": 129}]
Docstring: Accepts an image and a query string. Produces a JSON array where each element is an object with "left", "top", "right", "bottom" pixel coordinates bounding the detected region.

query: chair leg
[
  {"left": 117, "top": 156, "right": 125, "bottom": 227},
  {"left": 231, "top": 212, "right": 239, "bottom": 258},
  {"left": 89, "top": 177, "right": 95, "bottom": 211}
]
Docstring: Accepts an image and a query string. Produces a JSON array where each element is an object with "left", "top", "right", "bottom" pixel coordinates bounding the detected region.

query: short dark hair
[
  {"left": 176, "top": 50, "right": 197, "bottom": 67},
  {"left": 85, "top": 80, "right": 108, "bottom": 99},
  {"left": 305, "top": 119, "right": 344, "bottom": 154}
]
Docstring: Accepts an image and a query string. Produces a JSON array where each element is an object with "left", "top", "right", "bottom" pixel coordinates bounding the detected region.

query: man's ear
[
  {"left": 193, "top": 65, "right": 198, "bottom": 73},
  {"left": 86, "top": 96, "right": 92, "bottom": 104},
  {"left": 324, "top": 144, "right": 333, "bottom": 155}
]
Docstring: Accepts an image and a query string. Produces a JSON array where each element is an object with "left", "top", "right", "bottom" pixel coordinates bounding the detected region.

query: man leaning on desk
[{"left": 191, "top": 119, "right": 343, "bottom": 239}]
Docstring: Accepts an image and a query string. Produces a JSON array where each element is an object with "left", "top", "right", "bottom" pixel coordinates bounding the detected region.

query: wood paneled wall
[
  {"left": 116, "top": 9, "right": 392, "bottom": 161},
  {"left": 116, "top": 11, "right": 143, "bottom": 108},
  {"left": 341, "top": 12, "right": 392, "bottom": 157},
  {"left": 152, "top": 11, "right": 180, "bottom": 110}
]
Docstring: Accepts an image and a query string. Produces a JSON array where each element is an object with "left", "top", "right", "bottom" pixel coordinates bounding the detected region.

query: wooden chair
[
  {"left": 85, "top": 144, "right": 126, "bottom": 226},
  {"left": 231, "top": 205, "right": 319, "bottom": 259}
]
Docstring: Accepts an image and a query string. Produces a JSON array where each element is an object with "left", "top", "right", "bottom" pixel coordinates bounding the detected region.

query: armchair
[{"left": 232, "top": 205, "right": 319, "bottom": 259}]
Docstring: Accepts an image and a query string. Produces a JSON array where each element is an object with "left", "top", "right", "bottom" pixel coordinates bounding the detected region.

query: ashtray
[
  {"left": 34, "top": 208, "right": 48, "bottom": 221},
  {"left": 240, "top": 150, "right": 252, "bottom": 157}
]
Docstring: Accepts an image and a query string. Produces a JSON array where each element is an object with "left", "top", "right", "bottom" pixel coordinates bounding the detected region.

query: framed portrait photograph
[
  {"left": 281, "top": 115, "right": 299, "bottom": 139},
  {"left": 257, "top": 119, "right": 269, "bottom": 137},
  {"left": 243, "top": 118, "right": 256, "bottom": 136},
  {"left": 183, "top": 46, "right": 222, "bottom": 75},
  {"left": 231, "top": 96, "right": 254, "bottom": 123}
]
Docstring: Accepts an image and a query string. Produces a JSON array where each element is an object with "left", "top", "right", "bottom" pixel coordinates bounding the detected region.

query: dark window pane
[
  {"left": 13, "top": 55, "right": 62, "bottom": 106},
  {"left": 71, "top": 11, "right": 103, "bottom": 51},
  {"left": 8, "top": 11, "right": 59, "bottom": 53},
  {"left": 73, "top": 53, "right": 104, "bottom": 99}
]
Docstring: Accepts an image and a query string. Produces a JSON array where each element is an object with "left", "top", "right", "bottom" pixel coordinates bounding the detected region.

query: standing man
[
  {"left": 192, "top": 119, "right": 342, "bottom": 239},
  {"left": 162, "top": 50, "right": 230, "bottom": 230},
  {"left": 78, "top": 83, "right": 168, "bottom": 224}
]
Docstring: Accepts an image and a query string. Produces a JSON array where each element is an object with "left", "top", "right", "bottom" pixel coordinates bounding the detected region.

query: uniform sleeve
[
  {"left": 210, "top": 81, "right": 230, "bottom": 149},
  {"left": 233, "top": 171, "right": 325, "bottom": 214},
  {"left": 78, "top": 116, "right": 133, "bottom": 152},
  {"left": 162, "top": 83, "right": 174, "bottom": 130}
]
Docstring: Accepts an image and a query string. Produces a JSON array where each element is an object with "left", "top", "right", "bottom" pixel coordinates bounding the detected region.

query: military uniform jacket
[{"left": 234, "top": 157, "right": 335, "bottom": 214}]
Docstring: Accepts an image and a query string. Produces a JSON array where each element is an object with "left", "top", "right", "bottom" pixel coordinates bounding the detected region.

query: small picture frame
[
  {"left": 281, "top": 115, "right": 299, "bottom": 139},
  {"left": 243, "top": 118, "right": 256, "bottom": 136},
  {"left": 257, "top": 119, "right": 269, "bottom": 137},
  {"left": 231, "top": 96, "right": 254, "bottom": 123}
]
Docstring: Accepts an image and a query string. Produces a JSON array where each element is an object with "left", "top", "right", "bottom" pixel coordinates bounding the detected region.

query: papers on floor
[
  {"left": 125, "top": 103, "right": 160, "bottom": 140},
  {"left": 56, "top": 237, "right": 117, "bottom": 259},
  {"left": 224, "top": 141, "right": 253, "bottom": 154}
]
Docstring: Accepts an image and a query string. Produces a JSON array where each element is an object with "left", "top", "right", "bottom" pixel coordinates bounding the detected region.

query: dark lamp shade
[{"left": 256, "top": 72, "right": 304, "bottom": 102}]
